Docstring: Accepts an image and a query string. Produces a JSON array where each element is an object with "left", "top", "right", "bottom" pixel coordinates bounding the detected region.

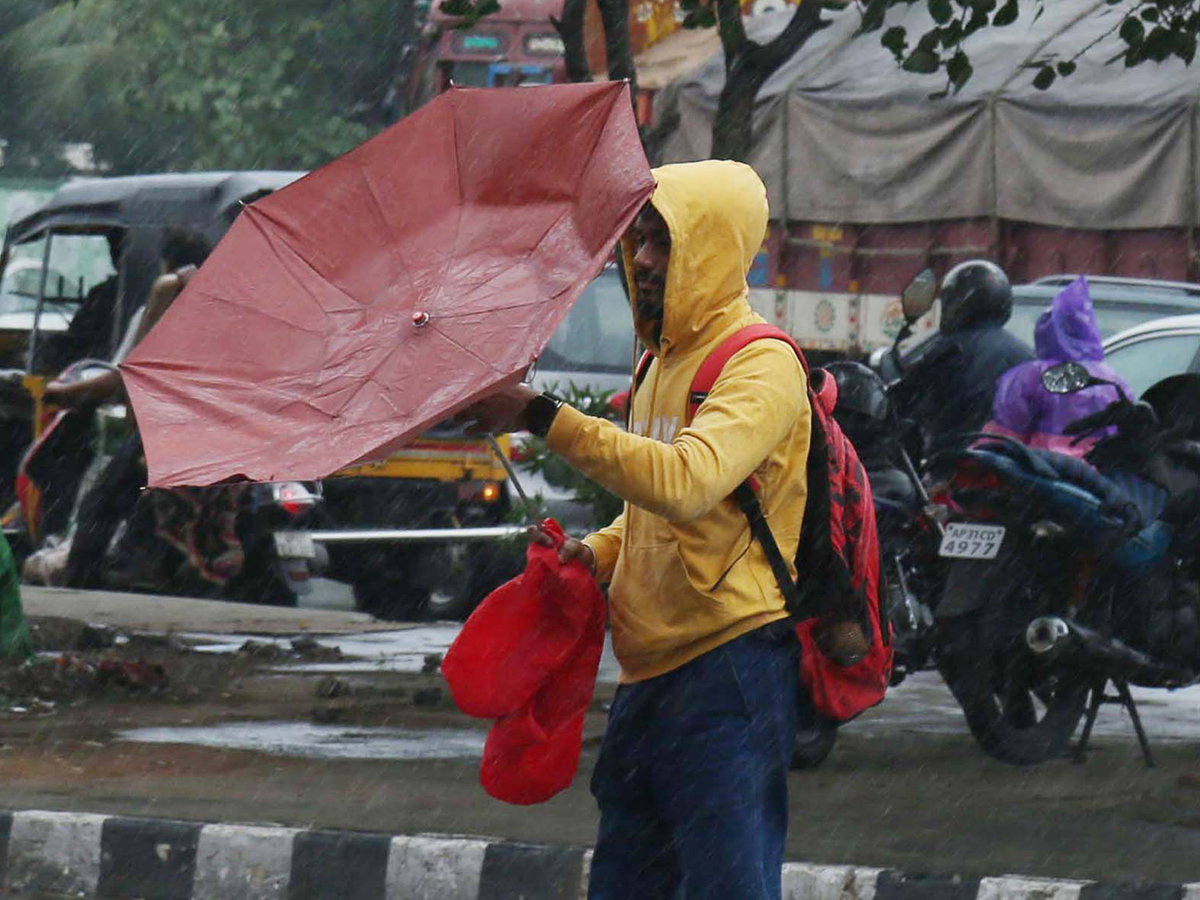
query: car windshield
[{"left": 539, "top": 269, "right": 633, "bottom": 373}]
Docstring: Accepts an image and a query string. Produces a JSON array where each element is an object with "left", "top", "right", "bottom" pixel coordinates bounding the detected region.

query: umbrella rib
[
  {"left": 245, "top": 205, "right": 369, "bottom": 312},
  {"left": 353, "top": 160, "right": 417, "bottom": 297},
  {"left": 429, "top": 321, "right": 507, "bottom": 374}
]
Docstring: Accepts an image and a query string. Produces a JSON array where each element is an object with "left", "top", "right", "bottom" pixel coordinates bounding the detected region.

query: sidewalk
[{"left": 5, "top": 808, "right": 1194, "bottom": 900}]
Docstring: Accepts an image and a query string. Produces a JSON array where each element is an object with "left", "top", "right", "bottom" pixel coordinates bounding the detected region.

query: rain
[{"left": 3, "top": 1, "right": 1200, "bottom": 898}]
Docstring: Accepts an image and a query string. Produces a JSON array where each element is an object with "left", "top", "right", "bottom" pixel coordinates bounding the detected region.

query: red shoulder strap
[{"left": 687, "top": 324, "right": 807, "bottom": 421}]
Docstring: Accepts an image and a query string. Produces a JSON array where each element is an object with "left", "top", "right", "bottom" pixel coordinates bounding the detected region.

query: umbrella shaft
[{"left": 487, "top": 434, "right": 533, "bottom": 518}]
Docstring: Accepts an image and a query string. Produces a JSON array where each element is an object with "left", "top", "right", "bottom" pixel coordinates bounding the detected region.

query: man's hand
[
  {"left": 527, "top": 524, "right": 596, "bottom": 575},
  {"left": 460, "top": 383, "right": 540, "bottom": 434}
]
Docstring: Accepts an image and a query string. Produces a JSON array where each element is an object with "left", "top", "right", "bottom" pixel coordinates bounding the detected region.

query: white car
[{"left": 1101, "top": 313, "right": 1200, "bottom": 400}]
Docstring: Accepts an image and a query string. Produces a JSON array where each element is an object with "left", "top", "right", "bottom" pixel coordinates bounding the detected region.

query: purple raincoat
[{"left": 987, "top": 276, "right": 1132, "bottom": 458}]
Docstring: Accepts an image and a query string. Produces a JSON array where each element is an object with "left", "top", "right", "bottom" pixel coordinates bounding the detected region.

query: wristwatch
[{"left": 525, "top": 391, "right": 565, "bottom": 438}]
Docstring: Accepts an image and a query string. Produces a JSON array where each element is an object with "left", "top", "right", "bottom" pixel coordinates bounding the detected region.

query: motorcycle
[
  {"left": 927, "top": 362, "right": 1200, "bottom": 766},
  {"left": 12, "top": 359, "right": 327, "bottom": 605}
]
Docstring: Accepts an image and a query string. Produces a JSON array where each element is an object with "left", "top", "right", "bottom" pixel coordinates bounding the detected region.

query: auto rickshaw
[{"left": 0, "top": 172, "right": 330, "bottom": 604}]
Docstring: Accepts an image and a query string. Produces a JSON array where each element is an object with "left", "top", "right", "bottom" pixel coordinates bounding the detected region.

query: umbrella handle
[{"left": 486, "top": 434, "right": 535, "bottom": 523}]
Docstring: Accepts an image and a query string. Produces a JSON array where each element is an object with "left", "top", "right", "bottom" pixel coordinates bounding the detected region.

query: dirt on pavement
[{"left": 1, "top": 613, "right": 1199, "bottom": 886}]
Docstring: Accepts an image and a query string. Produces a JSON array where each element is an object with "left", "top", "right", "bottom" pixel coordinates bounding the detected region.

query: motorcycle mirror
[
  {"left": 1041, "top": 361, "right": 1093, "bottom": 394},
  {"left": 900, "top": 268, "right": 937, "bottom": 321}
]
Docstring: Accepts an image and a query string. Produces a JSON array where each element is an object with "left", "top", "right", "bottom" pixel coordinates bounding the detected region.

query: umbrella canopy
[{"left": 122, "top": 82, "right": 653, "bottom": 487}]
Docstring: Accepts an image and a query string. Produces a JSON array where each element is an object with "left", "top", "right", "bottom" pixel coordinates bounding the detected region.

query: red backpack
[{"left": 635, "top": 324, "right": 892, "bottom": 722}]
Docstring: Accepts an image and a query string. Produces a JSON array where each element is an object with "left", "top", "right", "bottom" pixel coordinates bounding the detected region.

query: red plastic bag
[{"left": 442, "top": 518, "right": 606, "bottom": 804}]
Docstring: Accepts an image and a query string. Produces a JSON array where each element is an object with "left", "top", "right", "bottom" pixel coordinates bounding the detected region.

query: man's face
[{"left": 629, "top": 204, "right": 670, "bottom": 341}]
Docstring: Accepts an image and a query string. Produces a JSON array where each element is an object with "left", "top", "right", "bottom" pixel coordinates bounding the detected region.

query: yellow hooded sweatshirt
[{"left": 545, "top": 160, "right": 812, "bottom": 683}]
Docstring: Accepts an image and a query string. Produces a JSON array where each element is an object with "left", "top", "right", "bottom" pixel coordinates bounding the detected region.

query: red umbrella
[{"left": 122, "top": 82, "right": 653, "bottom": 487}]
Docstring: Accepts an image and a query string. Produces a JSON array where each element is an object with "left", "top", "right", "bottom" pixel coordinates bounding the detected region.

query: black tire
[
  {"left": 791, "top": 715, "right": 838, "bottom": 770},
  {"left": 937, "top": 607, "right": 1088, "bottom": 765},
  {"left": 422, "top": 541, "right": 521, "bottom": 621},
  {"left": 352, "top": 571, "right": 427, "bottom": 621}
]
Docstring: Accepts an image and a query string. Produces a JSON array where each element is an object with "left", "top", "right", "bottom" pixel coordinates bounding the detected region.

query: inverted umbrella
[{"left": 122, "top": 81, "right": 653, "bottom": 487}]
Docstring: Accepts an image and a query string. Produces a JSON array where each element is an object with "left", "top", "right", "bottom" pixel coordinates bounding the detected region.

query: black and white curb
[{"left": 0, "top": 810, "right": 1197, "bottom": 900}]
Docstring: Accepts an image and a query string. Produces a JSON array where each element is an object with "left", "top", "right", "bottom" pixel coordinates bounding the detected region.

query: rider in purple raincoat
[{"left": 984, "top": 276, "right": 1133, "bottom": 459}]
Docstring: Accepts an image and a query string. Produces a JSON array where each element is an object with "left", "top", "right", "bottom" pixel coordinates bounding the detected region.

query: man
[
  {"left": 49, "top": 229, "right": 212, "bottom": 589},
  {"left": 466, "top": 160, "right": 811, "bottom": 900},
  {"left": 33, "top": 231, "right": 126, "bottom": 375},
  {"left": 888, "top": 259, "right": 1034, "bottom": 449}
]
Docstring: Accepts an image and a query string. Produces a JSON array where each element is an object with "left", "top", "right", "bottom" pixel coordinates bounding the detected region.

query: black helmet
[
  {"left": 825, "top": 361, "right": 890, "bottom": 423},
  {"left": 938, "top": 260, "right": 1012, "bottom": 333}
]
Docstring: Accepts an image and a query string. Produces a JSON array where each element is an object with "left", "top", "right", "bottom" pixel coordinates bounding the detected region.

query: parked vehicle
[
  {"left": 0, "top": 172, "right": 325, "bottom": 604},
  {"left": 1097, "top": 313, "right": 1200, "bottom": 402},
  {"left": 928, "top": 363, "right": 1200, "bottom": 766}
]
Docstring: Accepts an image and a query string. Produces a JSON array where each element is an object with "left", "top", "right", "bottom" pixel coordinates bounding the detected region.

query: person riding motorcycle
[
  {"left": 888, "top": 260, "right": 1034, "bottom": 451},
  {"left": 983, "top": 276, "right": 1133, "bottom": 459}
]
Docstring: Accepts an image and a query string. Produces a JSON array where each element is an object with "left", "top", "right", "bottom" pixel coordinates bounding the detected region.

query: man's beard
[{"left": 637, "top": 299, "right": 663, "bottom": 345}]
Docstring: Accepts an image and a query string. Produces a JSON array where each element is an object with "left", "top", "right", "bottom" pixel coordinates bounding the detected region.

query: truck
[{"left": 651, "top": 0, "right": 1200, "bottom": 360}]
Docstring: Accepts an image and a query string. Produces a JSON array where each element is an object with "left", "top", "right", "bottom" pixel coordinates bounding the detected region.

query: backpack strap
[{"left": 688, "top": 324, "right": 813, "bottom": 619}]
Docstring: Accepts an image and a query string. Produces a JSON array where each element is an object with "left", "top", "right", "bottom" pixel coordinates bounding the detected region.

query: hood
[
  {"left": 620, "top": 160, "right": 768, "bottom": 356},
  {"left": 1034, "top": 276, "right": 1104, "bottom": 362}
]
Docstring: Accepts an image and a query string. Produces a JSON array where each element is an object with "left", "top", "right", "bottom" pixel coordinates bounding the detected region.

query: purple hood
[
  {"left": 991, "top": 276, "right": 1133, "bottom": 444},
  {"left": 1034, "top": 276, "right": 1104, "bottom": 362}
]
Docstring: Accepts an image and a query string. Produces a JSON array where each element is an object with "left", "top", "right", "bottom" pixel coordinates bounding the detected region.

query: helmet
[
  {"left": 938, "top": 260, "right": 1012, "bottom": 333},
  {"left": 824, "top": 361, "right": 890, "bottom": 423}
]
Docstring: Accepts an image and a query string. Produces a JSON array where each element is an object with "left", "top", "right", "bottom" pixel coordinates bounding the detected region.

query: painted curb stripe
[
  {"left": 876, "top": 871, "right": 983, "bottom": 900},
  {"left": 978, "top": 875, "right": 1088, "bottom": 900},
  {"left": 193, "top": 823, "right": 300, "bottom": 900},
  {"left": 783, "top": 862, "right": 884, "bottom": 900},
  {"left": 1079, "top": 885, "right": 1186, "bottom": 900},
  {"left": 8, "top": 809, "right": 106, "bottom": 898},
  {"left": 97, "top": 816, "right": 202, "bottom": 900},
  {"left": 289, "top": 827, "right": 391, "bottom": 900},
  {"left": 479, "top": 841, "right": 586, "bottom": 900},
  {"left": 0, "top": 811, "right": 1194, "bottom": 900},
  {"left": 386, "top": 835, "right": 489, "bottom": 900}
]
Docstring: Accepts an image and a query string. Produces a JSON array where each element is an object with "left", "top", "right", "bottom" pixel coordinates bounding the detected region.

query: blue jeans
[{"left": 587, "top": 621, "right": 803, "bottom": 900}]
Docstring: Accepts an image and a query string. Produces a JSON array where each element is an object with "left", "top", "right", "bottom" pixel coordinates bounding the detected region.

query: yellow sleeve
[
  {"left": 547, "top": 342, "right": 806, "bottom": 523},
  {"left": 582, "top": 511, "right": 625, "bottom": 584}
]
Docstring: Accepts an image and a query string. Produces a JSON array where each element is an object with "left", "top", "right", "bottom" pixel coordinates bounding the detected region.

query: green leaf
[
  {"left": 881, "top": 25, "right": 908, "bottom": 57},
  {"left": 903, "top": 48, "right": 940, "bottom": 73},
  {"left": 938, "top": 19, "right": 963, "bottom": 48},
  {"left": 859, "top": 0, "right": 887, "bottom": 34},
  {"left": 992, "top": 0, "right": 1018, "bottom": 27},
  {"left": 1179, "top": 31, "right": 1197, "bottom": 65},
  {"left": 1140, "top": 5, "right": 1159, "bottom": 22},
  {"left": 1119, "top": 15, "right": 1145, "bottom": 47},
  {"left": 1055, "top": 59, "right": 1076, "bottom": 77},
  {"left": 947, "top": 49, "right": 972, "bottom": 88},
  {"left": 928, "top": 0, "right": 953, "bottom": 25},
  {"left": 1032, "top": 64, "right": 1056, "bottom": 89}
]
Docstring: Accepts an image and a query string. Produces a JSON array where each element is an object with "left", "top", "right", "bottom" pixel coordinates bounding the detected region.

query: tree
[{"left": 1, "top": 0, "right": 418, "bottom": 174}]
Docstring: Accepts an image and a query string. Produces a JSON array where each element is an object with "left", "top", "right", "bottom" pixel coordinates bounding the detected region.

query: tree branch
[
  {"left": 596, "top": 0, "right": 636, "bottom": 86},
  {"left": 549, "top": 0, "right": 593, "bottom": 82},
  {"left": 759, "top": 0, "right": 823, "bottom": 69},
  {"left": 715, "top": 0, "right": 748, "bottom": 70}
]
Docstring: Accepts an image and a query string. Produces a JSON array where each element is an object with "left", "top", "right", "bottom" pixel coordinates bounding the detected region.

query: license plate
[
  {"left": 938, "top": 522, "right": 1005, "bottom": 560},
  {"left": 273, "top": 531, "right": 316, "bottom": 559}
]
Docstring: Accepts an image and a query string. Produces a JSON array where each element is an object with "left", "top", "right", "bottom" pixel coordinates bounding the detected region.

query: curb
[{"left": 1, "top": 810, "right": 1197, "bottom": 900}]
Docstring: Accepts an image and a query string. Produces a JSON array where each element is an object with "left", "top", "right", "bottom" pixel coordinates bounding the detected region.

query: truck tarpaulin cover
[
  {"left": 659, "top": 0, "right": 1200, "bottom": 229},
  {"left": 121, "top": 82, "right": 653, "bottom": 487}
]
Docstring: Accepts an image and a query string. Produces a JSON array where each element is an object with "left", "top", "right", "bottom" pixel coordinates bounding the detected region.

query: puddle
[{"left": 119, "top": 720, "right": 486, "bottom": 760}]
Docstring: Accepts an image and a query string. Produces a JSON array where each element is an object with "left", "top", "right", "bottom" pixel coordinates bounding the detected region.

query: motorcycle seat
[{"left": 966, "top": 438, "right": 1143, "bottom": 526}]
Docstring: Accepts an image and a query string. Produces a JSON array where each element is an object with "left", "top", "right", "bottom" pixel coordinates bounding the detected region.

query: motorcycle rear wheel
[
  {"left": 938, "top": 608, "right": 1088, "bottom": 765},
  {"left": 790, "top": 715, "right": 838, "bottom": 770}
]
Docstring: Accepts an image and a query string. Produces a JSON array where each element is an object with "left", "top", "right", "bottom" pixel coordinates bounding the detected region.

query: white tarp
[{"left": 656, "top": 0, "right": 1200, "bottom": 228}]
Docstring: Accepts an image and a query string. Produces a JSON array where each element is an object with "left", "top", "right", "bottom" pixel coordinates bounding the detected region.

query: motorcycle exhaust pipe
[{"left": 1026, "top": 616, "right": 1192, "bottom": 685}]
